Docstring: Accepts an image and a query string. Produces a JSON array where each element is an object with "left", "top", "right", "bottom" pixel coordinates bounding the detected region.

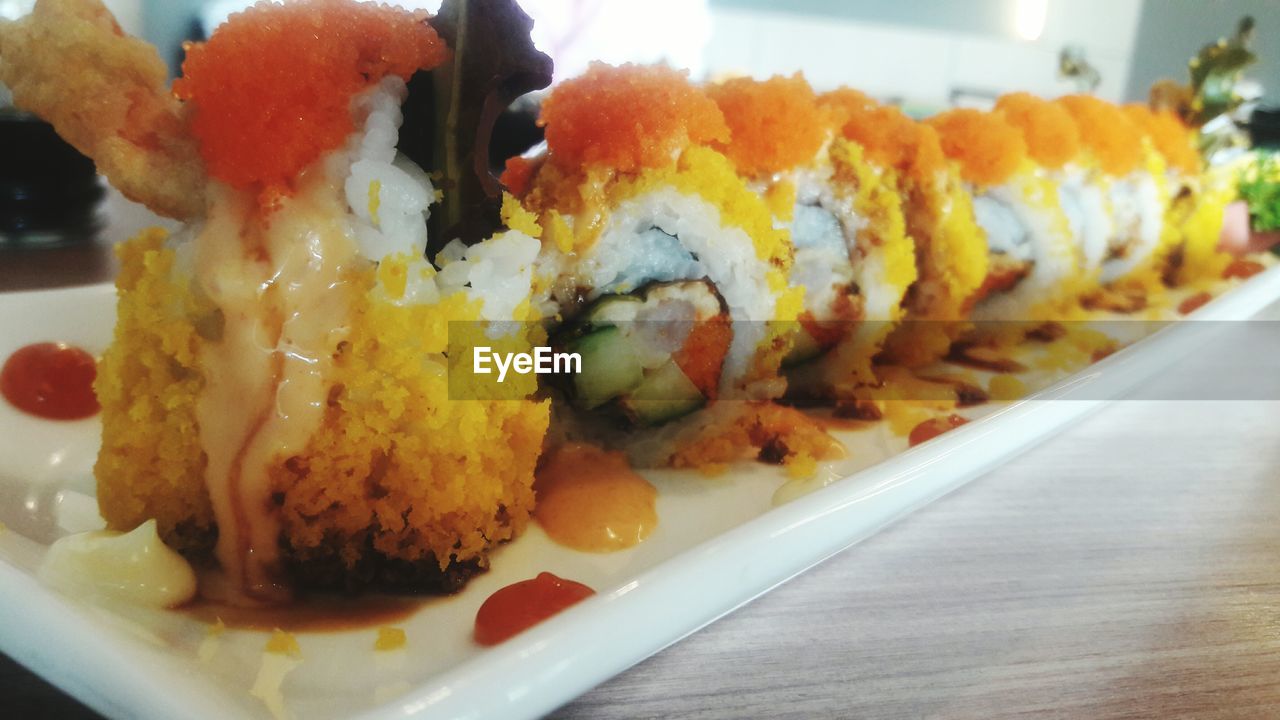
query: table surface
[{"left": 3, "top": 199, "right": 1279, "bottom": 720}]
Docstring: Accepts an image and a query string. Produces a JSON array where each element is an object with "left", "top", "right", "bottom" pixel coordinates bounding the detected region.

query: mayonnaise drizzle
[{"left": 194, "top": 173, "right": 358, "bottom": 603}]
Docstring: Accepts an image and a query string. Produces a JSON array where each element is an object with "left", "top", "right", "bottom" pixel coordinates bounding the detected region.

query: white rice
[
  {"left": 534, "top": 188, "right": 779, "bottom": 399},
  {"left": 1101, "top": 171, "right": 1164, "bottom": 284},
  {"left": 341, "top": 76, "right": 437, "bottom": 263},
  {"left": 1055, "top": 165, "right": 1112, "bottom": 274},
  {"left": 338, "top": 77, "right": 538, "bottom": 325},
  {"left": 970, "top": 175, "right": 1079, "bottom": 321}
]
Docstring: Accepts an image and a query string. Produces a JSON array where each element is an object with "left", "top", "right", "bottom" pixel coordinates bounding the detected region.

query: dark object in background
[
  {"left": 489, "top": 96, "right": 544, "bottom": 173},
  {"left": 1248, "top": 107, "right": 1280, "bottom": 149},
  {"left": 0, "top": 111, "right": 102, "bottom": 247}
]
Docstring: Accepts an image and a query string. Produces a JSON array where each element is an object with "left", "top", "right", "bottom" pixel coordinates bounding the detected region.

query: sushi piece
[
  {"left": 504, "top": 63, "right": 835, "bottom": 472},
  {"left": 1121, "top": 103, "right": 1235, "bottom": 286},
  {"left": 924, "top": 108, "right": 1082, "bottom": 325},
  {"left": 818, "top": 90, "right": 989, "bottom": 368},
  {"left": 6, "top": 0, "right": 555, "bottom": 599},
  {"left": 706, "top": 75, "right": 916, "bottom": 407},
  {"left": 994, "top": 92, "right": 1111, "bottom": 295},
  {"left": 1056, "top": 95, "right": 1176, "bottom": 301}
]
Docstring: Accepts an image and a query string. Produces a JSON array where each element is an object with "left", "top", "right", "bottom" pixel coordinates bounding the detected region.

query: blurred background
[
  {"left": 1, "top": 0, "right": 1274, "bottom": 109},
  {"left": 0, "top": 0, "right": 1277, "bottom": 283}
]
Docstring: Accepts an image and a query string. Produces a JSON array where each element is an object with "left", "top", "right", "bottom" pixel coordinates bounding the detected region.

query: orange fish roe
[
  {"left": 174, "top": 0, "right": 448, "bottom": 196},
  {"left": 994, "top": 92, "right": 1081, "bottom": 170},
  {"left": 539, "top": 63, "right": 729, "bottom": 174},
  {"left": 707, "top": 74, "right": 830, "bottom": 177},
  {"left": 819, "top": 89, "right": 943, "bottom": 182},
  {"left": 1122, "top": 104, "right": 1201, "bottom": 174},
  {"left": 925, "top": 109, "right": 1027, "bottom": 187},
  {"left": 1055, "top": 95, "right": 1143, "bottom": 177},
  {"left": 500, "top": 156, "right": 537, "bottom": 197}
]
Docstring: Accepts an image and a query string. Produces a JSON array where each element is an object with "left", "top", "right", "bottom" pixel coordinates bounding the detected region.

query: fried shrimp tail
[{"left": 0, "top": 0, "right": 206, "bottom": 219}]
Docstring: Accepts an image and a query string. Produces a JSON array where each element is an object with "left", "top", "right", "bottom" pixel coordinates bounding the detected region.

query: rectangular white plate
[{"left": 2, "top": 266, "right": 1278, "bottom": 720}]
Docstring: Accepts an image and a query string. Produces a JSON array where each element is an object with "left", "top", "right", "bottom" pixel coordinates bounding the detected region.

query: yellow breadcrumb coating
[
  {"left": 265, "top": 629, "right": 303, "bottom": 658},
  {"left": 95, "top": 235, "right": 549, "bottom": 577},
  {"left": 273, "top": 258, "right": 549, "bottom": 571},
  {"left": 0, "top": 0, "right": 206, "bottom": 219},
  {"left": 881, "top": 165, "right": 988, "bottom": 366},
  {"left": 95, "top": 229, "right": 214, "bottom": 554},
  {"left": 668, "top": 404, "right": 842, "bottom": 478},
  {"left": 812, "top": 139, "right": 916, "bottom": 393},
  {"left": 1177, "top": 170, "right": 1237, "bottom": 286},
  {"left": 374, "top": 626, "right": 407, "bottom": 651}
]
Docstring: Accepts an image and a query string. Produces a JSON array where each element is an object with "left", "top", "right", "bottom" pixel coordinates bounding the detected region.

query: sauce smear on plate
[
  {"left": 474, "top": 572, "right": 595, "bottom": 646},
  {"left": 1, "top": 342, "right": 99, "bottom": 420},
  {"left": 534, "top": 443, "right": 657, "bottom": 552},
  {"left": 909, "top": 414, "right": 969, "bottom": 447}
]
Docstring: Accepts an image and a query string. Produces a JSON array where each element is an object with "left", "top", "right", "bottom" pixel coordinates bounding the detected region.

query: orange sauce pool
[
  {"left": 474, "top": 572, "right": 595, "bottom": 646},
  {"left": 1178, "top": 291, "right": 1213, "bottom": 315},
  {"left": 534, "top": 443, "right": 658, "bottom": 553},
  {"left": 1, "top": 342, "right": 99, "bottom": 420},
  {"left": 908, "top": 414, "right": 969, "bottom": 447}
]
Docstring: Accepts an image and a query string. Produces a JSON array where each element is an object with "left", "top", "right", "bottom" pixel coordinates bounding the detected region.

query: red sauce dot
[
  {"left": 908, "top": 414, "right": 969, "bottom": 448},
  {"left": 1223, "top": 259, "right": 1265, "bottom": 280},
  {"left": 1178, "top": 291, "right": 1213, "bottom": 315},
  {"left": 474, "top": 572, "right": 595, "bottom": 647},
  {"left": 1, "top": 343, "right": 99, "bottom": 420}
]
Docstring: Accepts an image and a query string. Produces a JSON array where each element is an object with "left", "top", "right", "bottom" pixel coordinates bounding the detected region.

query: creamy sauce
[
  {"left": 38, "top": 520, "right": 197, "bottom": 608},
  {"left": 534, "top": 443, "right": 658, "bottom": 553},
  {"left": 194, "top": 174, "right": 358, "bottom": 603}
]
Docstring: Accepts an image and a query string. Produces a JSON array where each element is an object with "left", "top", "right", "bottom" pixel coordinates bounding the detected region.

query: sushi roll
[
  {"left": 5, "top": 0, "right": 553, "bottom": 598},
  {"left": 706, "top": 75, "right": 916, "bottom": 406},
  {"left": 504, "top": 64, "right": 835, "bottom": 471},
  {"left": 924, "top": 108, "right": 1081, "bottom": 324},
  {"left": 1055, "top": 95, "right": 1176, "bottom": 300},
  {"left": 818, "top": 90, "right": 989, "bottom": 368},
  {"left": 1121, "top": 103, "right": 1235, "bottom": 286},
  {"left": 994, "top": 92, "right": 1111, "bottom": 295}
]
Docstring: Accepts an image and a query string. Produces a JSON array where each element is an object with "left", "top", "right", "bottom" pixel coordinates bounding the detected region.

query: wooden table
[{"left": 4, "top": 202, "right": 1279, "bottom": 719}]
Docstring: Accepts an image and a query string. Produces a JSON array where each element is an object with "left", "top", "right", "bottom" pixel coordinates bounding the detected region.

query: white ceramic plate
[{"left": 2, "top": 267, "right": 1279, "bottom": 720}]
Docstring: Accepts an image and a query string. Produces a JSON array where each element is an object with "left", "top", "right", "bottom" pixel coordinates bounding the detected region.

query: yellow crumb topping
[
  {"left": 816, "top": 139, "right": 916, "bottom": 388},
  {"left": 988, "top": 374, "right": 1026, "bottom": 401},
  {"left": 375, "top": 626, "right": 407, "bottom": 651},
  {"left": 95, "top": 235, "right": 550, "bottom": 577},
  {"left": 274, "top": 258, "right": 548, "bottom": 571},
  {"left": 834, "top": 139, "right": 916, "bottom": 298},
  {"left": 764, "top": 179, "right": 797, "bottom": 223},
  {"left": 266, "top": 629, "right": 302, "bottom": 658},
  {"left": 1178, "top": 175, "right": 1236, "bottom": 285},
  {"left": 95, "top": 229, "right": 214, "bottom": 554},
  {"left": 500, "top": 192, "right": 542, "bottom": 238},
  {"left": 881, "top": 165, "right": 988, "bottom": 366},
  {"left": 668, "top": 404, "right": 841, "bottom": 477}
]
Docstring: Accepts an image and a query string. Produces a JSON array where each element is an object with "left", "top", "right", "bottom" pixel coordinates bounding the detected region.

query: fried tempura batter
[{"left": 0, "top": 0, "right": 206, "bottom": 219}]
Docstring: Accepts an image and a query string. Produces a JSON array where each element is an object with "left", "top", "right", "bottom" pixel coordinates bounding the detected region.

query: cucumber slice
[
  {"left": 568, "top": 327, "right": 644, "bottom": 410},
  {"left": 621, "top": 360, "right": 707, "bottom": 426},
  {"left": 782, "top": 326, "right": 825, "bottom": 367}
]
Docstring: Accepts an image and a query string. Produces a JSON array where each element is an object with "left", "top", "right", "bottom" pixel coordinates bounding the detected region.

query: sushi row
[
  {"left": 0, "top": 0, "right": 1241, "bottom": 599},
  {"left": 502, "top": 64, "right": 1236, "bottom": 463}
]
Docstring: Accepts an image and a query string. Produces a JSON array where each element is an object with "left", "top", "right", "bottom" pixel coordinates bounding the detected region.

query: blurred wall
[
  {"left": 141, "top": 0, "right": 202, "bottom": 76},
  {"left": 712, "top": 0, "right": 1011, "bottom": 38},
  {"left": 1126, "top": 0, "right": 1280, "bottom": 104},
  {"left": 705, "top": 0, "right": 1143, "bottom": 107}
]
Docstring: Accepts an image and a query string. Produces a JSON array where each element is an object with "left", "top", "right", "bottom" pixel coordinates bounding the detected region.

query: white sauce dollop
[{"left": 38, "top": 519, "right": 197, "bottom": 608}]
